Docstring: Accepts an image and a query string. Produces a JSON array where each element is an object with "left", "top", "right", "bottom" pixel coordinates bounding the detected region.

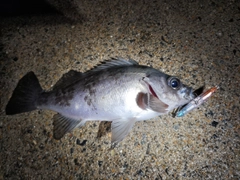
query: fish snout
[{"left": 180, "top": 85, "right": 195, "bottom": 100}]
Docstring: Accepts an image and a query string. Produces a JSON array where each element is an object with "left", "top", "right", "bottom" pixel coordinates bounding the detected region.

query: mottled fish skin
[{"left": 6, "top": 58, "right": 194, "bottom": 144}]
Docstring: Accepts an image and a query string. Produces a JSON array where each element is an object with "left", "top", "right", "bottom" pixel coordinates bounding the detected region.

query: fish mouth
[
  {"left": 185, "top": 86, "right": 205, "bottom": 100},
  {"left": 188, "top": 88, "right": 196, "bottom": 99},
  {"left": 180, "top": 86, "right": 195, "bottom": 101},
  {"left": 193, "top": 86, "right": 205, "bottom": 97}
]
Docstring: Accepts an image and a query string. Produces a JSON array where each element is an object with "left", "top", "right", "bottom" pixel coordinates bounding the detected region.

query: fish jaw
[
  {"left": 179, "top": 85, "right": 195, "bottom": 101},
  {"left": 167, "top": 85, "right": 195, "bottom": 110}
]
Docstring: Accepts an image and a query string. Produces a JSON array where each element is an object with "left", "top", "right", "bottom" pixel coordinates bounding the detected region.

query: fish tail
[{"left": 6, "top": 72, "right": 43, "bottom": 115}]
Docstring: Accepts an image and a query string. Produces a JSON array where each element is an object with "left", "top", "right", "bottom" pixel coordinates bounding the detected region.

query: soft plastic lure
[{"left": 176, "top": 86, "right": 219, "bottom": 117}]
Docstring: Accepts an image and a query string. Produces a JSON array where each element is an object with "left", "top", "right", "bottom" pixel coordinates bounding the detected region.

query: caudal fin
[{"left": 6, "top": 72, "right": 43, "bottom": 115}]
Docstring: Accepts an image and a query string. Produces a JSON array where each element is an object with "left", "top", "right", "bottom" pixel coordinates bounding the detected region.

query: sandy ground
[{"left": 1, "top": 0, "right": 240, "bottom": 179}]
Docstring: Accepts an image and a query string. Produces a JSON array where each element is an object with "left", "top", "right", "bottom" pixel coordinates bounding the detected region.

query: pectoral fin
[
  {"left": 136, "top": 92, "right": 148, "bottom": 110},
  {"left": 111, "top": 119, "right": 136, "bottom": 144},
  {"left": 53, "top": 114, "right": 83, "bottom": 140}
]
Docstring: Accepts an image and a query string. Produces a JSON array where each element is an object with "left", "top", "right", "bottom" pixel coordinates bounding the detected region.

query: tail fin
[{"left": 6, "top": 72, "right": 43, "bottom": 115}]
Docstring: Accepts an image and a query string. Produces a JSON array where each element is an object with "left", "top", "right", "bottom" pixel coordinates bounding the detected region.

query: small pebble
[
  {"left": 211, "top": 121, "right": 219, "bottom": 127},
  {"left": 98, "top": 161, "right": 103, "bottom": 167},
  {"left": 13, "top": 57, "right": 18, "bottom": 61},
  {"left": 76, "top": 139, "right": 87, "bottom": 146},
  {"left": 70, "top": 148, "right": 74, "bottom": 154}
]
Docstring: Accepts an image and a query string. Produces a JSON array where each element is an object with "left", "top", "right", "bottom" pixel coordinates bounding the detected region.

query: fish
[
  {"left": 175, "top": 86, "right": 218, "bottom": 117},
  {"left": 5, "top": 58, "right": 195, "bottom": 144}
]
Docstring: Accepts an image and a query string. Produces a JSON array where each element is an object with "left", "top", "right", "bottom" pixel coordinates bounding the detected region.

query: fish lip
[
  {"left": 189, "top": 88, "right": 196, "bottom": 99},
  {"left": 181, "top": 86, "right": 195, "bottom": 100}
]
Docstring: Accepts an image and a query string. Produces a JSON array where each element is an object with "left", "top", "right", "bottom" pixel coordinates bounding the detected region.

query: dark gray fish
[{"left": 6, "top": 58, "right": 195, "bottom": 143}]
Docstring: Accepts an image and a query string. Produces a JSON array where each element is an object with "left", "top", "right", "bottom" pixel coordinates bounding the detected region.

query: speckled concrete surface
[{"left": 1, "top": 0, "right": 240, "bottom": 179}]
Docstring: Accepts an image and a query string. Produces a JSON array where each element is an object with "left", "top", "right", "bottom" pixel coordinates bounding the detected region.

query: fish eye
[{"left": 168, "top": 77, "right": 181, "bottom": 89}]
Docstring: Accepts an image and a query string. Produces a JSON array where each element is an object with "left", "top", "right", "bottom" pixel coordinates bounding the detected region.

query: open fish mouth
[
  {"left": 172, "top": 85, "right": 205, "bottom": 117},
  {"left": 174, "top": 86, "right": 218, "bottom": 117},
  {"left": 182, "top": 85, "right": 206, "bottom": 101},
  {"left": 193, "top": 86, "right": 205, "bottom": 97},
  {"left": 184, "top": 85, "right": 205, "bottom": 100}
]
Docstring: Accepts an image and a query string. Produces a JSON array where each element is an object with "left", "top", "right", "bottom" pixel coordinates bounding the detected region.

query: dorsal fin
[
  {"left": 53, "top": 70, "right": 83, "bottom": 90},
  {"left": 89, "top": 58, "right": 139, "bottom": 72},
  {"left": 52, "top": 58, "right": 138, "bottom": 90}
]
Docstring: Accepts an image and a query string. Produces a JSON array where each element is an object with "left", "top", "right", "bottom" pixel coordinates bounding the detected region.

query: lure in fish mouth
[{"left": 5, "top": 58, "right": 195, "bottom": 144}]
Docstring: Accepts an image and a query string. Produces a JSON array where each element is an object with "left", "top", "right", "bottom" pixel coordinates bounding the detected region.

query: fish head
[{"left": 142, "top": 72, "right": 195, "bottom": 111}]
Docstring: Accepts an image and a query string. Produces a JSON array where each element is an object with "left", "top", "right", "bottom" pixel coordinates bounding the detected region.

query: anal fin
[
  {"left": 111, "top": 118, "right": 136, "bottom": 144},
  {"left": 53, "top": 113, "right": 82, "bottom": 140}
]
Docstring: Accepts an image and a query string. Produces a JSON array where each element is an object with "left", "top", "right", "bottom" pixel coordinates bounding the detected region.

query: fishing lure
[{"left": 175, "top": 86, "right": 219, "bottom": 117}]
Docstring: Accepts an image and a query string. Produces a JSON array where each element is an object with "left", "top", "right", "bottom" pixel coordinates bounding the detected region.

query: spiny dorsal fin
[
  {"left": 89, "top": 58, "right": 139, "bottom": 72},
  {"left": 53, "top": 70, "right": 83, "bottom": 90}
]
